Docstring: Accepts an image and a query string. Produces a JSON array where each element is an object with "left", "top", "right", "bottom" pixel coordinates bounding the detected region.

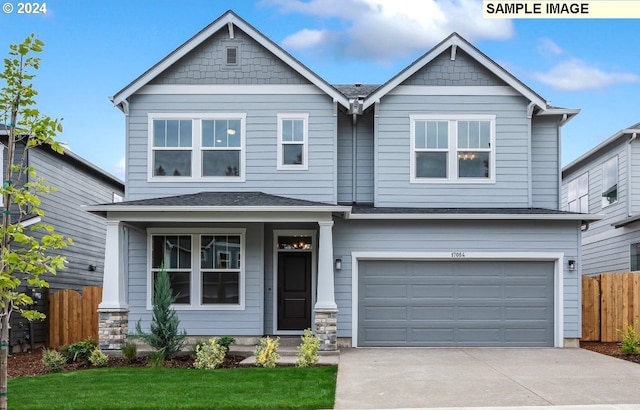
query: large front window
[
  {"left": 411, "top": 115, "right": 495, "bottom": 183},
  {"left": 567, "top": 172, "right": 589, "bottom": 212},
  {"left": 149, "top": 114, "right": 245, "bottom": 181},
  {"left": 149, "top": 230, "right": 245, "bottom": 309},
  {"left": 601, "top": 156, "right": 618, "bottom": 207}
]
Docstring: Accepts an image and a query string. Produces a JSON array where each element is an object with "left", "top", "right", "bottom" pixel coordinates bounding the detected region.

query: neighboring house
[
  {"left": 562, "top": 123, "right": 640, "bottom": 275},
  {"left": 87, "top": 11, "right": 598, "bottom": 351},
  {"left": 0, "top": 125, "right": 125, "bottom": 351}
]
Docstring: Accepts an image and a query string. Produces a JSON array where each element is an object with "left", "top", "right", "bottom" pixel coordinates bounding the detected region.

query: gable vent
[{"left": 226, "top": 47, "right": 238, "bottom": 65}]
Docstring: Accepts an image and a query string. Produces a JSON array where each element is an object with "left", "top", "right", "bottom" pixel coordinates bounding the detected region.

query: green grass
[{"left": 8, "top": 366, "right": 337, "bottom": 409}]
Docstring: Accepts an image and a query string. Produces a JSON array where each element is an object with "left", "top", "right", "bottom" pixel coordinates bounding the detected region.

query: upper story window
[
  {"left": 631, "top": 242, "right": 640, "bottom": 271},
  {"left": 148, "top": 113, "right": 246, "bottom": 182},
  {"left": 567, "top": 172, "right": 588, "bottom": 212},
  {"left": 410, "top": 114, "right": 495, "bottom": 183},
  {"left": 601, "top": 156, "right": 618, "bottom": 208},
  {"left": 277, "top": 113, "right": 308, "bottom": 170},
  {"left": 149, "top": 229, "right": 245, "bottom": 310},
  {"left": 225, "top": 46, "right": 238, "bottom": 65}
]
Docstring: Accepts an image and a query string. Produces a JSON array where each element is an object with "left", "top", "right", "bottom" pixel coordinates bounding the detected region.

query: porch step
[
  {"left": 238, "top": 353, "right": 339, "bottom": 366},
  {"left": 229, "top": 336, "right": 340, "bottom": 366}
]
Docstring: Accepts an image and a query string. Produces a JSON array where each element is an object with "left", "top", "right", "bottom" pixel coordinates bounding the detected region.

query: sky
[{"left": 1, "top": 0, "right": 639, "bottom": 181}]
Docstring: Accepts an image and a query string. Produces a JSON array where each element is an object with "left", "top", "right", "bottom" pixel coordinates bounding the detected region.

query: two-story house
[
  {"left": 0, "top": 125, "right": 124, "bottom": 352},
  {"left": 562, "top": 123, "right": 640, "bottom": 276},
  {"left": 87, "top": 10, "right": 596, "bottom": 351}
]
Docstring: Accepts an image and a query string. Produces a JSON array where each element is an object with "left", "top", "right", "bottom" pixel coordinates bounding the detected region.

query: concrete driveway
[{"left": 335, "top": 348, "right": 640, "bottom": 409}]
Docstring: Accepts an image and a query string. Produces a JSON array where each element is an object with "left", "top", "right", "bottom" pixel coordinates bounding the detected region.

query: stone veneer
[
  {"left": 98, "top": 309, "right": 129, "bottom": 350},
  {"left": 314, "top": 309, "right": 338, "bottom": 351}
]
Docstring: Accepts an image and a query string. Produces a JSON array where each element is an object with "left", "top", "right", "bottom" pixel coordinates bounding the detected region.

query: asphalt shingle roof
[{"left": 333, "top": 84, "right": 381, "bottom": 99}]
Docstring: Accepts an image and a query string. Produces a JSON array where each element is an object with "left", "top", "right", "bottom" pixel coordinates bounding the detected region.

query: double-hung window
[
  {"left": 149, "top": 229, "right": 245, "bottom": 310},
  {"left": 631, "top": 242, "right": 640, "bottom": 271},
  {"left": 410, "top": 114, "right": 495, "bottom": 183},
  {"left": 277, "top": 113, "right": 308, "bottom": 170},
  {"left": 148, "top": 113, "right": 245, "bottom": 181},
  {"left": 567, "top": 173, "right": 589, "bottom": 212},
  {"left": 601, "top": 156, "right": 618, "bottom": 207}
]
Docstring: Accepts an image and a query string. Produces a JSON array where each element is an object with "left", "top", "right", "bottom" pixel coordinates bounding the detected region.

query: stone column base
[
  {"left": 98, "top": 308, "right": 129, "bottom": 350},
  {"left": 314, "top": 309, "right": 338, "bottom": 351}
]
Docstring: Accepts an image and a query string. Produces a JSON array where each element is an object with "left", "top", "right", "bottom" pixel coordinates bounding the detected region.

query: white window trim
[
  {"left": 146, "top": 228, "right": 246, "bottom": 311},
  {"left": 410, "top": 114, "right": 496, "bottom": 184},
  {"left": 147, "top": 113, "right": 246, "bottom": 183},
  {"left": 630, "top": 241, "right": 640, "bottom": 272},
  {"left": 567, "top": 172, "right": 588, "bottom": 213},
  {"left": 601, "top": 155, "right": 618, "bottom": 209},
  {"left": 276, "top": 113, "right": 309, "bottom": 171}
]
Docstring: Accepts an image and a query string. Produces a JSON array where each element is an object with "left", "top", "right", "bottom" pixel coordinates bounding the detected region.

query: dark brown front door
[{"left": 277, "top": 252, "right": 312, "bottom": 330}]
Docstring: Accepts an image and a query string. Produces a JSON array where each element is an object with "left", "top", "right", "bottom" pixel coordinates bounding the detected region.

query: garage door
[{"left": 358, "top": 260, "right": 554, "bottom": 347}]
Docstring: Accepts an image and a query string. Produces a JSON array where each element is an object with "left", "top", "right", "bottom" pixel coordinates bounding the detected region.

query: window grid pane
[
  {"left": 200, "top": 234, "right": 241, "bottom": 305},
  {"left": 631, "top": 243, "right": 640, "bottom": 271}
]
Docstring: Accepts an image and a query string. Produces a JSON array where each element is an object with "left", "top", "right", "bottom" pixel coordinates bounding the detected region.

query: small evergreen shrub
[
  {"left": 216, "top": 336, "right": 236, "bottom": 353},
  {"left": 148, "top": 350, "right": 165, "bottom": 368},
  {"left": 88, "top": 348, "right": 109, "bottom": 367},
  {"left": 189, "top": 339, "right": 208, "bottom": 358},
  {"left": 61, "top": 338, "right": 98, "bottom": 363},
  {"left": 194, "top": 338, "right": 226, "bottom": 369},
  {"left": 134, "top": 267, "right": 187, "bottom": 360},
  {"left": 618, "top": 322, "right": 640, "bottom": 354},
  {"left": 121, "top": 341, "right": 138, "bottom": 362},
  {"left": 255, "top": 336, "right": 280, "bottom": 368},
  {"left": 41, "top": 348, "right": 66, "bottom": 373},
  {"left": 296, "top": 328, "right": 320, "bottom": 367}
]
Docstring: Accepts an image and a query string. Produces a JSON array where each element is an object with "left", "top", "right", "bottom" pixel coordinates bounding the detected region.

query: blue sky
[{"left": 2, "top": 0, "right": 639, "bottom": 180}]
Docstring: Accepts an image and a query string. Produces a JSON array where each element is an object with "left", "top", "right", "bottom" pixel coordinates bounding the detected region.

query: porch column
[
  {"left": 315, "top": 220, "right": 338, "bottom": 351},
  {"left": 98, "top": 220, "right": 128, "bottom": 350}
]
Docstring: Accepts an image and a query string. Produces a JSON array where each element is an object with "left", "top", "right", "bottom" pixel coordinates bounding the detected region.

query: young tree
[
  {"left": 135, "top": 267, "right": 187, "bottom": 360},
  {"left": 0, "top": 35, "right": 72, "bottom": 410}
]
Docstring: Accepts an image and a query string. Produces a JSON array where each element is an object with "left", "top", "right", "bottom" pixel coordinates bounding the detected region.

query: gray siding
[
  {"left": 337, "top": 110, "right": 374, "bottom": 203},
  {"left": 632, "top": 140, "right": 640, "bottom": 214},
  {"left": 127, "top": 93, "right": 337, "bottom": 203},
  {"left": 404, "top": 49, "right": 506, "bottom": 86},
  {"left": 531, "top": 116, "right": 561, "bottom": 208},
  {"left": 152, "top": 27, "right": 310, "bottom": 85},
  {"left": 582, "top": 227, "right": 640, "bottom": 275},
  {"left": 332, "top": 219, "right": 582, "bottom": 339},
  {"left": 128, "top": 223, "right": 264, "bottom": 335},
  {"left": 375, "top": 94, "right": 531, "bottom": 207}
]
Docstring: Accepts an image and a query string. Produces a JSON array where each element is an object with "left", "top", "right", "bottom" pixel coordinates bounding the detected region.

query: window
[
  {"left": 601, "top": 156, "right": 618, "bottom": 207},
  {"left": 631, "top": 242, "right": 640, "bottom": 271},
  {"left": 112, "top": 192, "right": 123, "bottom": 203},
  {"left": 148, "top": 114, "right": 245, "bottom": 181},
  {"left": 149, "top": 230, "right": 245, "bottom": 309},
  {"left": 410, "top": 115, "right": 495, "bottom": 183},
  {"left": 226, "top": 47, "right": 237, "bottom": 65},
  {"left": 277, "top": 113, "right": 308, "bottom": 170},
  {"left": 567, "top": 173, "right": 589, "bottom": 212}
]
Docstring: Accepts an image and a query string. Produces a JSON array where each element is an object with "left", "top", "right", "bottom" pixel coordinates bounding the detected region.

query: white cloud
[
  {"left": 282, "top": 29, "right": 333, "bottom": 50},
  {"left": 113, "top": 156, "right": 126, "bottom": 178},
  {"left": 537, "top": 38, "right": 563, "bottom": 57},
  {"left": 265, "top": 0, "right": 514, "bottom": 62},
  {"left": 534, "top": 58, "right": 640, "bottom": 91}
]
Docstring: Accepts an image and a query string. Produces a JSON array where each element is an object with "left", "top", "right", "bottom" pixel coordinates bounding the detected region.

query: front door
[{"left": 277, "top": 252, "right": 312, "bottom": 330}]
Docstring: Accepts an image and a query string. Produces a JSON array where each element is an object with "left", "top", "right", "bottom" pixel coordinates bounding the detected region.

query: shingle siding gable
[
  {"left": 150, "top": 27, "right": 311, "bottom": 85},
  {"left": 403, "top": 49, "right": 507, "bottom": 87}
]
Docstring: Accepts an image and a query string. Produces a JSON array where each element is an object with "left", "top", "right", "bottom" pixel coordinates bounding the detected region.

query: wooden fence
[
  {"left": 48, "top": 286, "right": 102, "bottom": 348},
  {"left": 582, "top": 273, "right": 640, "bottom": 342}
]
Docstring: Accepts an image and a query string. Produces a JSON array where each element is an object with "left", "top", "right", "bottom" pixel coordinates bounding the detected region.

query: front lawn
[{"left": 8, "top": 366, "right": 337, "bottom": 410}]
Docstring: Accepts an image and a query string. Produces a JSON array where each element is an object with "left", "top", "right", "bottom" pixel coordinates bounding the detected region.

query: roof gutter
[
  {"left": 628, "top": 132, "right": 637, "bottom": 217},
  {"left": 344, "top": 211, "right": 603, "bottom": 222}
]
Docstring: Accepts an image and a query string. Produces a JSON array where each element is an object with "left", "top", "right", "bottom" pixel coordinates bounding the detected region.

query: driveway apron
[{"left": 334, "top": 348, "right": 640, "bottom": 409}]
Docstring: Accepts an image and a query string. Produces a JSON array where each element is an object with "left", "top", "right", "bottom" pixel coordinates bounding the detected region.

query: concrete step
[
  {"left": 229, "top": 343, "right": 340, "bottom": 357},
  {"left": 239, "top": 354, "right": 339, "bottom": 366}
]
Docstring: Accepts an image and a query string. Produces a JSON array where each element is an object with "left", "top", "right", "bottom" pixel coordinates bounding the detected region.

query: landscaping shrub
[
  {"left": 88, "top": 348, "right": 109, "bottom": 367},
  {"left": 255, "top": 336, "right": 280, "bottom": 368},
  {"left": 148, "top": 350, "right": 165, "bottom": 368},
  {"left": 296, "top": 328, "right": 320, "bottom": 367},
  {"left": 60, "top": 338, "right": 98, "bottom": 363},
  {"left": 193, "top": 338, "right": 226, "bottom": 369},
  {"left": 121, "top": 341, "right": 138, "bottom": 362},
  {"left": 216, "top": 336, "right": 236, "bottom": 353},
  {"left": 134, "top": 267, "right": 187, "bottom": 360},
  {"left": 41, "top": 348, "right": 66, "bottom": 373},
  {"left": 618, "top": 322, "right": 640, "bottom": 354}
]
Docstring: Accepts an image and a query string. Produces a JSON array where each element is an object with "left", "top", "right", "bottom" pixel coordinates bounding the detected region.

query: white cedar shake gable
[
  {"left": 110, "top": 10, "right": 349, "bottom": 112},
  {"left": 364, "top": 33, "right": 556, "bottom": 115}
]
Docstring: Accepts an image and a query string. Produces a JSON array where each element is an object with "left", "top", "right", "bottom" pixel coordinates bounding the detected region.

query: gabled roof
[
  {"left": 110, "top": 10, "right": 350, "bottom": 111},
  {"left": 363, "top": 33, "right": 549, "bottom": 111},
  {"left": 562, "top": 122, "right": 640, "bottom": 177}
]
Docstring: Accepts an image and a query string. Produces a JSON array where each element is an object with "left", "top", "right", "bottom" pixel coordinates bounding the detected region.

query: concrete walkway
[{"left": 334, "top": 348, "right": 640, "bottom": 409}]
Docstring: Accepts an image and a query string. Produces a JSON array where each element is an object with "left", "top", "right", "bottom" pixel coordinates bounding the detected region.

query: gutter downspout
[
  {"left": 352, "top": 113, "right": 357, "bottom": 204},
  {"left": 558, "top": 114, "right": 567, "bottom": 210},
  {"left": 628, "top": 132, "right": 637, "bottom": 217},
  {"left": 527, "top": 102, "right": 535, "bottom": 208}
]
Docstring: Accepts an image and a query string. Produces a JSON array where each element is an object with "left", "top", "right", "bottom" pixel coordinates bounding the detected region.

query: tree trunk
[{"left": 0, "top": 308, "right": 9, "bottom": 410}]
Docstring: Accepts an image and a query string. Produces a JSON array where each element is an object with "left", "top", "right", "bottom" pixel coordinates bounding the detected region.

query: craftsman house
[{"left": 87, "top": 10, "right": 596, "bottom": 350}]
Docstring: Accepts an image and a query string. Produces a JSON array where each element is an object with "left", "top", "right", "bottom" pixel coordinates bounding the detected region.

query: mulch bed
[
  {"left": 7, "top": 349, "right": 245, "bottom": 378},
  {"left": 580, "top": 341, "right": 640, "bottom": 364}
]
